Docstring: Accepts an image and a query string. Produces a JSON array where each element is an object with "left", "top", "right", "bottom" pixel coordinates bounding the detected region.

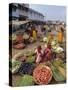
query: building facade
[{"left": 9, "top": 3, "right": 44, "bottom": 22}]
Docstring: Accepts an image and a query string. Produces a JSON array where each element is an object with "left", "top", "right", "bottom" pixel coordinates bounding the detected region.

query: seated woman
[
  {"left": 43, "top": 42, "right": 52, "bottom": 61},
  {"left": 35, "top": 45, "right": 44, "bottom": 63}
]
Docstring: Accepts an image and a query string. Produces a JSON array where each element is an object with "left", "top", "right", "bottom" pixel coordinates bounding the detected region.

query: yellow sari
[{"left": 32, "top": 30, "right": 37, "bottom": 41}]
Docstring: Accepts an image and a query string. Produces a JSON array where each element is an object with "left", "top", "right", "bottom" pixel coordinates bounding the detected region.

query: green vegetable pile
[
  {"left": 51, "top": 60, "right": 66, "bottom": 82},
  {"left": 26, "top": 55, "right": 35, "bottom": 63},
  {"left": 19, "top": 75, "right": 35, "bottom": 86},
  {"left": 10, "top": 59, "right": 22, "bottom": 74}
]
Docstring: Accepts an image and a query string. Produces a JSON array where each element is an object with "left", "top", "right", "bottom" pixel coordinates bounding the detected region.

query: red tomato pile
[{"left": 33, "top": 64, "right": 52, "bottom": 84}]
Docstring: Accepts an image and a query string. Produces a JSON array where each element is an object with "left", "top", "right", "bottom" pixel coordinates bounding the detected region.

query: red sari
[{"left": 35, "top": 46, "right": 44, "bottom": 63}]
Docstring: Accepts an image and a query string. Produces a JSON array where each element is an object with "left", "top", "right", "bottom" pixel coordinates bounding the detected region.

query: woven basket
[{"left": 33, "top": 64, "right": 52, "bottom": 85}]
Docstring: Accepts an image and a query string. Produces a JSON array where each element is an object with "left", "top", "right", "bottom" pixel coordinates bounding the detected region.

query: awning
[{"left": 9, "top": 20, "right": 31, "bottom": 25}]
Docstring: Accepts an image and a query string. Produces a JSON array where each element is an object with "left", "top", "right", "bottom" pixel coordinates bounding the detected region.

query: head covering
[{"left": 37, "top": 45, "right": 42, "bottom": 53}]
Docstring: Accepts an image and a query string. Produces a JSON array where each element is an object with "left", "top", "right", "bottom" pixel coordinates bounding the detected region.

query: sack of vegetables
[{"left": 33, "top": 64, "right": 52, "bottom": 85}]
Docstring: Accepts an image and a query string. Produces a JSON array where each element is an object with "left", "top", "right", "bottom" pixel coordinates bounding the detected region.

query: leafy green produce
[
  {"left": 26, "top": 55, "right": 35, "bottom": 63},
  {"left": 52, "top": 59, "right": 64, "bottom": 67},
  {"left": 11, "top": 59, "right": 21, "bottom": 74},
  {"left": 60, "top": 63, "right": 66, "bottom": 69},
  {"left": 58, "top": 66, "right": 66, "bottom": 78},
  {"left": 53, "top": 59, "right": 66, "bottom": 69},
  {"left": 12, "top": 59, "right": 21, "bottom": 69},
  {"left": 45, "top": 61, "right": 51, "bottom": 67},
  {"left": 51, "top": 64, "right": 65, "bottom": 82},
  {"left": 19, "top": 75, "right": 35, "bottom": 86}
]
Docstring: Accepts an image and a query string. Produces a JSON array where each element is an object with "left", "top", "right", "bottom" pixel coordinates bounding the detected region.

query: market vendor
[
  {"left": 49, "top": 30, "right": 54, "bottom": 42},
  {"left": 43, "top": 42, "right": 52, "bottom": 61},
  {"left": 57, "top": 28, "right": 63, "bottom": 44},
  {"left": 35, "top": 45, "right": 44, "bottom": 63},
  {"left": 32, "top": 26, "right": 37, "bottom": 41}
]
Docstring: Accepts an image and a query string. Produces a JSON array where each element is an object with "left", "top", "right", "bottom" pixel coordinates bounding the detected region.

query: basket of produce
[
  {"left": 13, "top": 43, "right": 25, "bottom": 49},
  {"left": 19, "top": 75, "right": 35, "bottom": 86},
  {"left": 18, "top": 62, "right": 35, "bottom": 75},
  {"left": 16, "top": 55, "right": 26, "bottom": 62},
  {"left": 33, "top": 64, "right": 52, "bottom": 85},
  {"left": 13, "top": 53, "right": 26, "bottom": 62}
]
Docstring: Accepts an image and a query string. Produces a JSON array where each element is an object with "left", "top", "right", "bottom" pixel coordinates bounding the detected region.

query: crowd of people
[{"left": 12, "top": 21, "right": 65, "bottom": 61}]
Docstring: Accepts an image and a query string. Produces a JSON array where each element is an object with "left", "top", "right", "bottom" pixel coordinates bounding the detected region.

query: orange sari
[{"left": 58, "top": 31, "right": 63, "bottom": 43}]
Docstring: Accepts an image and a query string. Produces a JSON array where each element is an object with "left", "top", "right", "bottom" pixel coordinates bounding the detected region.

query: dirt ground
[{"left": 12, "top": 41, "right": 45, "bottom": 57}]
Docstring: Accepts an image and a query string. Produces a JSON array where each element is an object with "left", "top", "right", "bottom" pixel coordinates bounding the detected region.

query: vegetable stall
[{"left": 10, "top": 21, "right": 66, "bottom": 86}]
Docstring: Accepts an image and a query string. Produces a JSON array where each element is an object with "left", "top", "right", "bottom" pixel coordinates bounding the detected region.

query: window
[
  {"left": 12, "top": 4, "right": 17, "bottom": 12},
  {"left": 18, "top": 4, "right": 22, "bottom": 9}
]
